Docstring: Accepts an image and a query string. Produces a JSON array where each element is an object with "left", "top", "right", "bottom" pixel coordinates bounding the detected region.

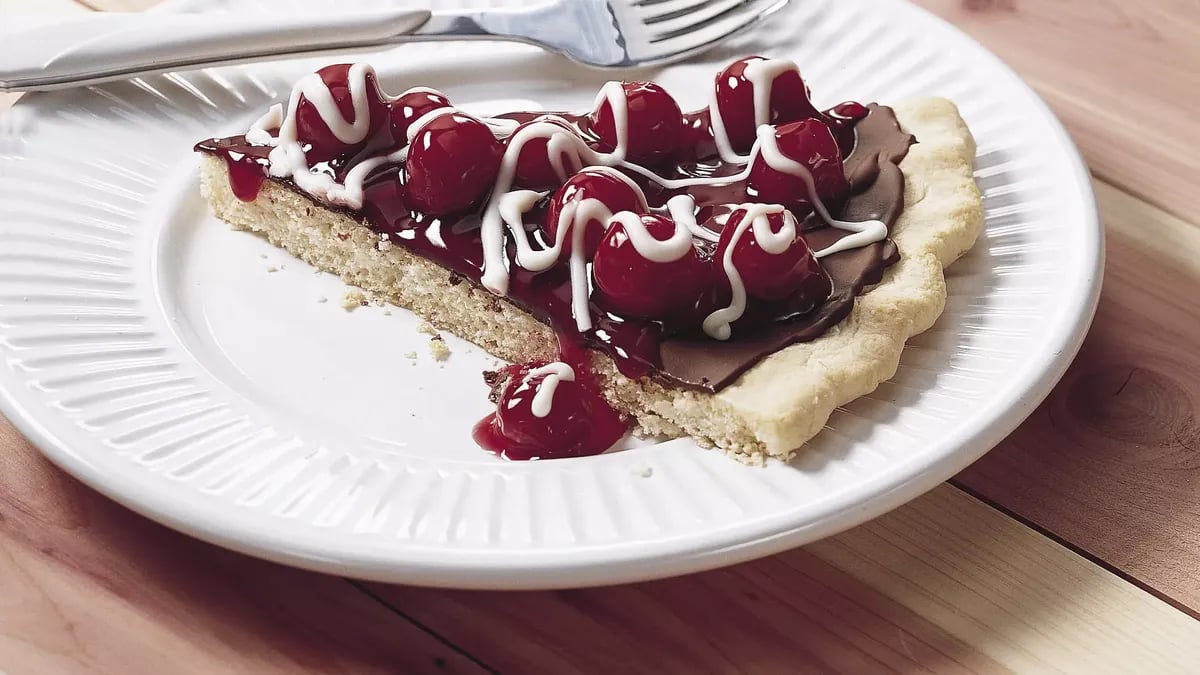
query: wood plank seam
[
  {"left": 347, "top": 580, "right": 503, "bottom": 675},
  {"left": 949, "top": 479, "right": 1200, "bottom": 623},
  {"left": 359, "top": 483, "right": 1200, "bottom": 673},
  {"left": 955, "top": 174, "right": 1200, "bottom": 614}
]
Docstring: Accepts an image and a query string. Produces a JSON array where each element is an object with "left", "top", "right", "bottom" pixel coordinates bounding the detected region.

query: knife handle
[{"left": 0, "top": 10, "right": 432, "bottom": 92}]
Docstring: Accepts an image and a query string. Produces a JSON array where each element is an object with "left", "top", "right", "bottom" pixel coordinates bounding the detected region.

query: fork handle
[{"left": 0, "top": 10, "right": 432, "bottom": 92}]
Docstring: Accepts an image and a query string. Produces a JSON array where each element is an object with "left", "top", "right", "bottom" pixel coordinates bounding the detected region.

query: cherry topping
[
  {"left": 221, "top": 155, "right": 267, "bottom": 202},
  {"left": 713, "top": 56, "right": 823, "bottom": 155},
  {"left": 543, "top": 168, "right": 647, "bottom": 259},
  {"left": 715, "top": 207, "right": 828, "bottom": 303},
  {"left": 202, "top": 56, "right": 912, "bottom": 434},
  {"left": 829, "top": 101, "right": 869, "bottom": 121},
  {"left": 592, "top": 81, "right": 684, "bottom": 166},
  {"left": 294, "top": 64, "right": 389, "bottom": 165},
  {"left": 591, "top": 213, "right": 710, "bottom": 321},
  {"left": 388, "top": 88, "right": 452, "bottom": 147},
  {"left": 680, "top": 110, "right": 718, "bottom": 162},
  {"left": 512, "top": 119, "right": 586, "bottom": 190},
  {"left": 405, "top": 111, "right": 503, "bottom": 216},
  {"left": 748, "top": 118, "right": 849, "bottom": 214},
  {"left": 473, "top": 361, "right": 628, "bottom": 461},
  {"left": 825, "top": 101, "right": 869, "bottom": 155}
]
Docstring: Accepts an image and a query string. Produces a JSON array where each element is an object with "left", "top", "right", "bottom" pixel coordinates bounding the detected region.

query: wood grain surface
[
  {"left": 955, "top": 180, "right": 1200, "bottom": 614},
  {"left": 367, "top": 486, "right": 1200, "bottom": 674},
  {"left": 907, "top": 0, "right": 1200, "bottom": 615},
  {"left": 5, "top": 402, "right": 1200, "bottom": 673},
  {"left": 913, "top": 0, "right": 1200, "bottom": 221},
  {"left": 0, "top": 420, "right": 486, "bottom": 675},
  {"left": 2, "top": 0, "right": 1200, "bottom": 672}
]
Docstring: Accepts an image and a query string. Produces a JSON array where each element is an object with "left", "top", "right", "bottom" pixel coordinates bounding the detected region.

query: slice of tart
[{"left": 196, "top": 58, "right": 983, "bottom": 463}]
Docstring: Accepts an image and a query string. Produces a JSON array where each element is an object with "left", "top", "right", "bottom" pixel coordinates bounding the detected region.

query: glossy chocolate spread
[{"left": 196, "top": 104, "right": 913, "bottom": 393}]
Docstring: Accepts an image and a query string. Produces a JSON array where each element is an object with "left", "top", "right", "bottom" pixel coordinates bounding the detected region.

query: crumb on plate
[
  {"left": 429, "top": 334, "right": 451, "bottom": 362},
  {"left": 341, "top": 289, "right": 368, "bottom": 311}
]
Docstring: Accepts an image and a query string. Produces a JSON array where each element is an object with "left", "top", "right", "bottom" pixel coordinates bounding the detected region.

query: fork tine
[
  {"left": 634, "top": 0, "right": 733, "bottom": 24},
  {"left": 638, "top": 0, "right": 788, "bottom": 62},
  {"left": 639, "top": 0, "right": 750, "bottom": 42}
]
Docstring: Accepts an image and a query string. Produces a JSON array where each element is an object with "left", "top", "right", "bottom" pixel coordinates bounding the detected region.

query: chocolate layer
[
  {"left": 196, "top": 104, "right": 913, "bottom": 393},
  {"left": 659, "top": 106, "right": 911, "bottom": 388}
]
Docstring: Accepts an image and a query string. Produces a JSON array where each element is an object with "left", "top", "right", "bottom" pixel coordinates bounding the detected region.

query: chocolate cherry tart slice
[{"left": 196, "top": 58, "right": 984, "bottom": 463}]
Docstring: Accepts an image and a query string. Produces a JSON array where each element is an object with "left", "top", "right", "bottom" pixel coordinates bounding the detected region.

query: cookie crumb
[
  {"left": 341, "top": 289, "right": 368, "bottom": 311},
  {"left": 632, "top": 464, "right": 654, "bottom": 478},
  {"left": 317, "top": 296, "right": 328, "bottom": 304},
  {"left": 265, "top": 265, "right": 279, "bottom": 273},
  {"left": 383, "top": 309, "right": 392, "bottom": 316},
  {"left": 417, "top": 321, "right": 438, "bottom": 336},
  {"left": 428, "top": 335, "right": 451, "bottom": 362},
  {"left": 403, "top": 351, "right": 418, "bottom": 360}
]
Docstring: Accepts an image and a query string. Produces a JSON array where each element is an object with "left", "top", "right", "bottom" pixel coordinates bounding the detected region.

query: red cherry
[
  {"left": 388, "top": 88, "right": 452, "bottom": 146},
  {"left": 472, "top": 361, "right": 628, "bottom": 461},
  {"left": 713, "top": 56, "right": 823, "bottom": 155},
  {"left": 405, "top": 111, "right": 503, "bottom": 216},
  {"left": 715, "top": 207, "right": 827, "bottom": 302},
  {"left": 679, "top": 110, "right": 717, "bottom": 162},
  {"left": 825, "top": 101, "right": 869, "bottom": 155},
  {"left": 748, "top": 118, "right": 849, "bottom": 214},
  {"left": 294, "top": 64, "right": 389, "bottom": 164},
  {"left": 829, "top": 101, "right": 869, "bottom": 121},
  {"left": 592, "top": 82, "right": 683, "bottom": 166},
  {"left": 591, "top": 213, "right": 709, "bottom": 320},
  {"left": 511, "top": 119, "right": 586, "bottom": 190},
  {"left": 543, "top": 168, "right": 647, "bottom": 259}
]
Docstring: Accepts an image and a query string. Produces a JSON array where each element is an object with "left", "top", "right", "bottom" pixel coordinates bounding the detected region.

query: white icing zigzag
[
  {"left": 524, "top": 362, "right": 575, "bottom": 418},
  {"left": 242, "top": 61, "right": 888, "bottom": 341},
  {"left": 704, "top": 203, "right": 798, "bottom": 341}
]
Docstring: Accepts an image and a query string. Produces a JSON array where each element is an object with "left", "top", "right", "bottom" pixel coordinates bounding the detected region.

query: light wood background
[{"left": 2, "top": 0, "right": 1199, "bottom": 672}]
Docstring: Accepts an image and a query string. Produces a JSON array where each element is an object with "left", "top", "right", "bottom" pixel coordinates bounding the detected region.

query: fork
[{"left": 0, "top": 0, "right": 790, "bottom": 92}]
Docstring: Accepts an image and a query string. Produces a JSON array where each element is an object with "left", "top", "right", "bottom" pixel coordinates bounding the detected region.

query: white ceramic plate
[{"left": 0, "top": 0, "right": 1101, "bottom": 588}]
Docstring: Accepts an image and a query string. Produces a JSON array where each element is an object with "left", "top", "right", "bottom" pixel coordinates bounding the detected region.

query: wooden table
[{"left": 3, "top": 1, "right": 1199, "bottom": 672}]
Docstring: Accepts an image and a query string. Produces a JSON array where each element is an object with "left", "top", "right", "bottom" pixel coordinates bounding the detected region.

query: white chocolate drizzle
[
  {"left": 478, "top": 82, "right": 631, "bottom": 296},
  {"left": 487, "top": 166, "right": 647, "bottom": 333},
  {"left": 264, "top": 63, "right": 380, "bottom": 208},
  {"left": 709, "top": 57, "right": 803, "bottom": 164},
  {"left": 405, "top": 106, "right": 460, "bottom": 144},
  {"left": 617, "top": 124, "right": 888, "bottom": 260},
  {"left": 607, "top": 211, "right": 697, "bottom": 263},
  {"left": 518, "top": 362, "right": 576, "bottom": 418},
  {"left": 703, "top": 204, "right": 797, "bottom": 341},
  {"left": 241, "top": 64, "right": 456, "bottom": 211},
  {"left": 240, "top": 61, "right": 890, "bottom": 342},
  {"left": 245, "top": 103, "right": 283, "bottom": 146},
  {"left": 667, "top": 194, "right": 720, "bottom": 243}
]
